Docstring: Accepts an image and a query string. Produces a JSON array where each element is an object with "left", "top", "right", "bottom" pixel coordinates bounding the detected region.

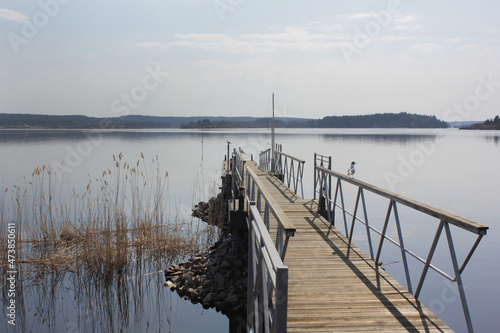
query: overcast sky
[{"left": 1, "top": 0, "right": 499, "bottom": 121}]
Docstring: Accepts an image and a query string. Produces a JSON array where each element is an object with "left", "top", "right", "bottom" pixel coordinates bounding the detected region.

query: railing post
[
  {"left": 247, "top": 201, "right": 256, "bottom": 332},
  {"left": 231, "top": 150, "right": 236, "bottom": 211},
  {"left": 393, "top": 202, "right": 413, "bottom": 294},
  {"left": 376, "top": 200, "right": 394, "bottom": 283},
  {"left": 275, "top": 266, "right": 288, "bottom": 333},
  {"left": 415, "top": 221, "right": 444, "bottom": 299},
  {"left": 317, "top": 158, "right": 326, "bottom": 215},
  {"left": 337, "top": 180, "right": 349, "bottom": 238},
  {"left": 444, "top": 222, "right": 474, "bottom": 333},
  {"left": 238, "top": 187, "right": 245, "bottom": 211},
  {"left": 318, "top": 185, "right": 326, "bottom": 213},
  {"left": 328, "top": 156, "right": 332, "bottom": 213},
  {"left": 347, "top": 187, "right": 362, "bottom": 258},
  {"left": 314, "top": 153, "right": 318, "bottom": 200},
  {"left": 360, "top": 189, "right": 374, "bottom": 260}
]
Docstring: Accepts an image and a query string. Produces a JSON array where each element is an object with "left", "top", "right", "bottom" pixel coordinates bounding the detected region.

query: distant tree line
[
  {"left": 1, "top": 112, "right": 448, "bottom": 129},
  {"left": 0, "top": 114, "right": 173, "bottom": 129},
  {"left": 180, "top": 118, "right": 287, "bottom": 129},
  {"left": 460, "top": 115, "right": 500, "bottom": 130},
  {"left": 181, "top": 112, "right": 448, "bottom": 129},
  {"left": 313, "top": 112, "right": 447, "bottom": 128}
]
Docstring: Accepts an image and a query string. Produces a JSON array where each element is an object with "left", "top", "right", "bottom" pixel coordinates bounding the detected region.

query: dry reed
[
  {"left": 0, "top": 153, "right": 221, "bottom": 331},
  {"left": 0, "top": 152, "right": 218, "bottom": 277}
]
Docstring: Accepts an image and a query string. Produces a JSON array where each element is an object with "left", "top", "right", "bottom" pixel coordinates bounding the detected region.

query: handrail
[
  {"left": 259, "top": 148, "right": 271, "bottom": 172},
  {"left": 231, "top": 149, "right": 293, "bottom": 333},
  {"left": 233, "top": 149, "right": 246, "bottom": 190},
  {"left": 245, "top": 162, "right": 296, "bottom": 239},
  {"left": 314, "top": 155, "right": 488, "bottom": 333},
  {"left": 315, "top": 165, "right": 488, "bottom": 235},
  {"left": 313, "top": 153, "right": 332, "bottom": 212},
  {"left": 247, "top": 202, "right": 288, "bottom": 333},
  {"left": 259, "top": 148, "right": 305, "bottom": 198},
  {"left": 275, "top": 150, "right": 305, "bottom": 164}
]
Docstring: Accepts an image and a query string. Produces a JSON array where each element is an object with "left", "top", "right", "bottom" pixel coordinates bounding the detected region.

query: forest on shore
[
  {"left": 460, "top": 115, "right": 500, "bottom": 130},
  {"left": 0, "top": 112, "right": 448, "bottom": 129},
  {"left": 181, "top": 112, "right": 447, "bottom": 129}
]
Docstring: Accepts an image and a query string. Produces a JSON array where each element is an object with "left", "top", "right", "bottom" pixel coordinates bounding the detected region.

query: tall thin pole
[
  {"left": 271, "top": 93, "right": 276, "bottom": 174},
  {"left": 201, "top": 122, "right": 204, "bottom": 163}
]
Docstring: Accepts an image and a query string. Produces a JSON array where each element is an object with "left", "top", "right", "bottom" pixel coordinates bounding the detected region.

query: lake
[{"left": 0, "top": 128, "right": 499, "bottom": 333}]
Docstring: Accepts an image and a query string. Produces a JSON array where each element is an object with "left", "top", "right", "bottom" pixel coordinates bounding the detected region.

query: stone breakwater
[
  {"left": 191, "top": 193, "right": 228, "bottom": 228},
  {"left": 164, "top": 229, "right": 248, "bottom": 317},
  {"left": 191, "top": 199, "right": 211, "bottom": 223}
]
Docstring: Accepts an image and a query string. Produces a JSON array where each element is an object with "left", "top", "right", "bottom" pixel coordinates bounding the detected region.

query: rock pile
[
  {"left": 191, "top": 200, "right": 211, "bottom": 222},
  {"left": 164, "top": 229, "right": 248, "bottom": 317},
  {"left": 192, "top": 193, "right": 228, "bottom": 228}
]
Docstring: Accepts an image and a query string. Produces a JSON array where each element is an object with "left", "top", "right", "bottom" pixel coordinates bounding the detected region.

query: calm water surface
[{"left": 0, "top": 128, "right": 499, "bottom": 333}]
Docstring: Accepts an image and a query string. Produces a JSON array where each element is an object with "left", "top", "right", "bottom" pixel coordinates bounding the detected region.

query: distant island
[
  {"left": 0, "top": 112, "right": 447, "bottom": 129},
  {"left": 181, "top": 112, "right": 447, "bottom": 129},
  {"left": 459, "top": 115, "right": 500, "bottom": 130}
]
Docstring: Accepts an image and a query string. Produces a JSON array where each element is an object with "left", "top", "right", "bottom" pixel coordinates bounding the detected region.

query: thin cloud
[
  {"left": 394, "top": 14, "right": 417, "bottom": 25},
  {"left": 347, "top": 13, "right": 377, "bottom": 20},
  {"left": 381, "top": 35, "right": 418, "bottom": 42},
  {"left": 445, "top": 37, "right": 465, "bottom": 44},
  {"left": 136, "top": 27, "right": 342, "bottom": 54},
  {"left": 0, "top": 8, "right": 28, "bottom": 23},
  {"left": 411, "top": 43, "right": 441, "bottom": 53}
]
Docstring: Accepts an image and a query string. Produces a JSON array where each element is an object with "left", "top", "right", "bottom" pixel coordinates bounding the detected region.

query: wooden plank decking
[{"left": 251, "top": 167, "right": 453, "bottom": 333}]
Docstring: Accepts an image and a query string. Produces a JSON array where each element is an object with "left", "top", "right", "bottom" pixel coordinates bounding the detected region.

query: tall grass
[
  {"left": 2, "top": 153, "right": 216, "bottom": 270},
  {"left": 0, "top": 153, "right": 219, "bottom": 331}
]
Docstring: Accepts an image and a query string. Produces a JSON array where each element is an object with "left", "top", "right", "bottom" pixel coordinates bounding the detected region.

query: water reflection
[
  {"left": 0, "top": 128, "right": 498, "bottom": 333},
  {"left": 0, "top": 154, "right": 226, "bottom": 333},
  {"left": 0, "top": 128, "right": 444, "bottom": 146},
  {"left": 320, "top": 133, "right": 442, "bottom": 145},
  {"left": 1, "top": 229, "right": 226, "bottom": 332},
  {"left": 483, "top": 133, "right": 500, "bottom": 145},
  {"left": 2, "top": 255, "right": 177, "bottom": 332},
  {"left": 0, "top": 129, "right": 204, "bottom": 145}
]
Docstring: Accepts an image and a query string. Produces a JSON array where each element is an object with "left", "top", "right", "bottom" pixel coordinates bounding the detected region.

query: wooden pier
[{"left": 226, "top": 148, "right": 488, "bottom": 333}]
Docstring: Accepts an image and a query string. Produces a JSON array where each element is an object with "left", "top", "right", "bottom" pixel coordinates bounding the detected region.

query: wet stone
[{"left": 164, "top": 228, "right": 248, "bottom": 317}]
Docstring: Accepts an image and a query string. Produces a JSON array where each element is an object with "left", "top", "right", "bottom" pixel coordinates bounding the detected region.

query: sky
[{"left": 0, "top": 0, "right": 499, "bottom": 121}]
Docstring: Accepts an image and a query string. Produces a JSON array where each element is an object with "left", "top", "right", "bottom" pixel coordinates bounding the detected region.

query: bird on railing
[
  {"left": 239, "top": 147, "right": 246, "bottom": 154},
  {"left": 347, "top": 161, "right": 356, "bottom": 178}
]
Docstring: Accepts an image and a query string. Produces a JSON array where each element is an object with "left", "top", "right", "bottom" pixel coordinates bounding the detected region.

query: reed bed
[
  {"left": 0, "top": 153, "right": 220, "bottom": 331},
  {"left": 0, "top": 152, "right": 218, "bottom": 280}
]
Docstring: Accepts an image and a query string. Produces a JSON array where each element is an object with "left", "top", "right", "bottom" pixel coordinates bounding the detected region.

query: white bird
[
  {"left": 347, "top": 161, "right": 356, "bottom": 178},
  {"left": 239, "top": 147, "right": 246, "bottom": 154}
]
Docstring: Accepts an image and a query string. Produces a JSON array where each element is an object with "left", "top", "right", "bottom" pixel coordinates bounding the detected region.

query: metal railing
[
  {"left": 232, "top": 151, "right": 296, "bottom": 333},
  {"left": 314, "top": 153, "right": 332, "bottom": 213},
  {"left": 259, "top": 147, "right": 305, "bottom": 198},
  {"left": 259, "top": 145, "right": 280, "bottom": 172},
  {"left": 245, "top": 162, "right": 296, "bottom": 260},
  {"left": 232, "top": 149, "right": 246, "bottom": 210},
  {"left": 247, "top": 202, "right": 289, "bottom": 333},
  {"left": 313, "top": 155, "right": 488, "bottom": 333}
]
